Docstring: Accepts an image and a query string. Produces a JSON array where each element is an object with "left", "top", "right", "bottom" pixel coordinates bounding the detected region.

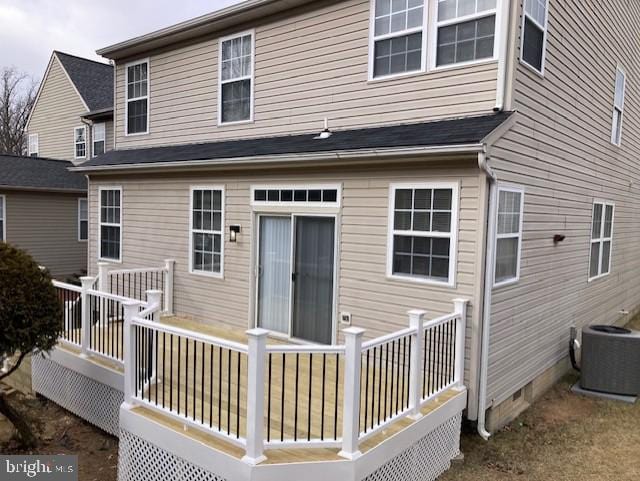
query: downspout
[
  {"left": 477, "top": 149, "right": 497, "bottom": 440},
  {"left": 494, "top": 0, "right": 511, "bottom": 111}
]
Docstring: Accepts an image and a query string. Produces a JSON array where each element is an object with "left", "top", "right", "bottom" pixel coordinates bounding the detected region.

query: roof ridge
[{"left": 54, "top": 50, "right": 113, "bottom": 69}]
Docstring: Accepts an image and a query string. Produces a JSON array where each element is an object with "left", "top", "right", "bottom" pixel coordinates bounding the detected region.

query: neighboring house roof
[
  {"left": 75, "top": 112, "right": 513, "bottom": 171},
  {"left": 54, "top": 51, "right": 114, "bottom": 112},
  {"left": 0, "top": 155, "right": 87, "bottom": 192}
]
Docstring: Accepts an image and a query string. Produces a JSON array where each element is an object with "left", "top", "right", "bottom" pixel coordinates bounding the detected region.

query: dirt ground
[
  {"left": 442, "top": 315, "right": 640, "bottom": 481},
  {"left": 0, "top": 392, "right": 118, "bottom": 481}
]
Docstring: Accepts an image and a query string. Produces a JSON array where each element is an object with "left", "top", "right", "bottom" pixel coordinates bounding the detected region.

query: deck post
[
  {"left": 79, "top": 276, "right": 94, "bottom": 358},
  {"left": 163, "top": 259, "right": 175, "bottom": 315},
  {"left": 123, "top": 300, "right": 142, "bottom": 406},
  {"left": 243, "top": 328, "right": 269, "bottom": 466},
  {"left": 97, "top": 261, "right": 110, "bottom": 293},
  {"left": 453, "top": 299, "right": 469, "bottom": 388},
  {"left": 145, "top": 290, "right": 163, "bottom": 321},
  {"left": 408, "top": 309, "right": 426, "bottom": 419},
  {"left": 339, "top": 326, "right": 365, "bottom": 460}
]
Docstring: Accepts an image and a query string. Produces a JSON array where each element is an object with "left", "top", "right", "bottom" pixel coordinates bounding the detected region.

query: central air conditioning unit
[{"left": 579, "top": 325, "right": 640, "bottom": 396}]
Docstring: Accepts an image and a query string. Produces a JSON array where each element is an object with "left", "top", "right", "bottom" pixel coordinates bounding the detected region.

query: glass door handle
[{"left": 291, "top": 272, "right": 298, "bottom": 282}]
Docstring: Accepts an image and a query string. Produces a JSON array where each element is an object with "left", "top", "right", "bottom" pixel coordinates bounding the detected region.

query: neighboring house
[
  {"left": 26, "top": 51, "right": 114, "bottom": 164},
  {"left": 30, "top": 1, "right": 640, "bottom": 480},
  {"left": 0, "top": 154, "right": 87, "bottom": 279}
]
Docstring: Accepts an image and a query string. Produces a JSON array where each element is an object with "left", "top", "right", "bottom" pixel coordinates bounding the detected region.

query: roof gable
[{"left": 54, "top": 52, "right": 114, "bottom": 112}]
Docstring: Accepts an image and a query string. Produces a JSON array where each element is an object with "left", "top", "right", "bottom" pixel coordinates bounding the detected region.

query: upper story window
[
  {"left": 99, "top": 187, "right": 122, "bottom": 261},
  {"left": 494, "top": 186, "right": 524, "bottom": 287},
  {"left": 435, "top": 0, "right": 497, "bottom": 67},
  {"left": 28, "top": 134, "right": 38, "bottom": 157},
  {"left": 78, "top": 198, "right": 88, "bottom": 241},
  {"left": 0, "top": 195, "right": 5, "bottom": 242},
  {"left": 520, "top": 0, "right": 548, "bottom": 74},
  {"left": 190, "top": 187, "right": 224, "bottom": 276},
  {"left": 589, "top": 201, "right": 614, "bottom": 280},
  {"left": 387, "top": 183, "right": 458, "bottom": 286},
  {"left": 74, "top": 126, "right": 86, "bottom": 159},
  {"left": 92, "top": 123, "right": 106, "bottom": 157},
  {"left": 371, "top": 0, "right": 425, "bottom": 78},
  {"left": 611, "top": 67, "right": 626, "bottom": 146},
  {"left": 126, "top": 60, "right": 149, "bottom": 135},
  {"left": 219, "top": 32, "right": 254, "bottom": 124}
]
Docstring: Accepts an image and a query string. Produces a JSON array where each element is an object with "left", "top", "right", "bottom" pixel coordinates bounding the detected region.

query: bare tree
[{"left": 0, "top": 68, "right": 37, "bottom": 156}]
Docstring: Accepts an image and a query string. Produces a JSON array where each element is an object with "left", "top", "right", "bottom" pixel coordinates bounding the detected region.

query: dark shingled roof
[
  {"left": 55, "top": 51, "right": 114, "bottom": 112},
  {"left": 0, "top": 155, "right": 87, "bottom": 192},
  {"left": 80, "top": 112, "right": 512, "bottom": 169}
]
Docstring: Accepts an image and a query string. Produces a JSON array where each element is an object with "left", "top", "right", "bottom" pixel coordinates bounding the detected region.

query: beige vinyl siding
[
  {"left": 114, "top": 0, "right": 498, "bottom": 149},
  {"left": 2, "top": 190, "right": 87, "bottom": 280},
  {"left": 487, "top": 0, "right": 640, "bottom": 406},
  {"left": 27, "top": 57, "right": 88, "bottom": 162},
  {"left": 87, "top": 161, "right": 485, "bottom": 385},
  {"left": 105, "top": 120, "right": 115, "bottom": 153}
]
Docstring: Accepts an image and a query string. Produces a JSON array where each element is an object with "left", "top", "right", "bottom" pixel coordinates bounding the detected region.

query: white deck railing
[{"left": 122, "top": 298, "right": 468, "bottom": 465}]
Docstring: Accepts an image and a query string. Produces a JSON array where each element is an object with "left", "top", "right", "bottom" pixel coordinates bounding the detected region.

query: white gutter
[
  {"left": 477, "top": 150, "right": 497, "bottom": 440},
  {"left": 494, "top": 0, "right": 511, "bottom": 111},
  {"left": 69, "top": 143, "right": 485, "bottom": 173}
]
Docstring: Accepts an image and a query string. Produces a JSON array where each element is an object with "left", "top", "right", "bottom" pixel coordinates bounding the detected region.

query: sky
[{"left": 0, "top": 0, "right": 244, "bottom": 81}]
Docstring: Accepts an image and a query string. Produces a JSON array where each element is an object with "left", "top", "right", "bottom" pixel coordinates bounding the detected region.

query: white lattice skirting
[{"left": 31, "top": 353, "right": 123, "bottom": 436}]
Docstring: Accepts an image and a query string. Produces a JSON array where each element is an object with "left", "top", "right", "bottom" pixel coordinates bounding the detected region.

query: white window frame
[
  {"left": 74, "top": 126, "right": 87, "bottom": 160},
  {"left": 611, "top": 66, "right": 626, "bottom": 146},
  {"left": 386, "top": 181, "right": 459, "bottom": 287},
  {"left": 519, "top": 0, "right": 549, "bottom": 76},
  {"left": 0, "top": 195, "right": 5, "bottom": 242},
  {"left": 189, "top": 185, "right": 225, "bottom": 279},
  {"left": 28, "top": 133, "right": 39, "bottom": 157},
  {"left": 92, "top": 123, "right": 106, "bottom": 157},
  {"left": 217, "top": 30, "right": 255, "bottom": 126},
  {"left": 367, "top": 0, "right": 429, "bottom": 81},
  {"left": 493, "top": 185, "right": 524, "bottom": 288},
  {"left": 429, "top": 0, "right": 501, "bottom": 71},
  {"left": 78, "top": 198, "right": 88, "bottom": 242},
  {"left": 588, "top": 200, "right": 614, "bottom": 281},
  {"left": 124, "top": 58, "right": 150, "bottom": 136},
  {"left": 98, "top": 186, "right": 123, "bottom": 263},
  {"left": 250, "top": 184, "right": 342, "bottom": 208}
]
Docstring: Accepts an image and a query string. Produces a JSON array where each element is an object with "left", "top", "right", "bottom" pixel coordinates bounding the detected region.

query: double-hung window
[
  {"left": 219, "top": 32, "right": 254, "bottom": 124},
  {"left": 28, "top": 134, "right": 38, "bottom": 157},
  {"left": 190, "top": 187, "right": 224, "bottom": 276},
  {"left": 0, "top": 195, "right": 5, "bottom": 242},
  {"left": 74, "top": 126, "right": 86, "bottom": 159},
  {"left": 435, "top": 0, "right": 497, "bottom": 67},
  {"left": 99, "top": 188, "right": 122, "bottom": 261},
  {"left": 126, "top": 60, "right": 149, "bottom": 135},
  {"left": 520, "top": 0, "right": 548, "bottom": 73},
  {"left": 371, "top": 0, "right": 425, "bottom": 79},
  {"left": 388, "top": 183, "right": 458, "bottom": 285},
  {"left": 92, "top": 123, "right": 106, "bottom": 157},
  {"left": 494, "top": 186, "right": 524, "bottom": 286},
  {"left": 78, "top": 198, "right": 88, "bottom": 241},
  {"left": 589, "top": 201, "right": 614, "bottom": 280},
  {"left": 611, "top": 67, "right": 626, "bottom": 146}
]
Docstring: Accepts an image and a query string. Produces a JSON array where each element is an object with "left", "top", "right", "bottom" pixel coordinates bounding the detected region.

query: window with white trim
[
  {"left": 92, "top": 123, "right": 106, "bottom": 157},
  {"left": 28, "top": 133, "right": 38, "bottom": 157},
  {"left": 611, "top": 67, "right": 626, "bottom": 146},
  {"left": 219, "top": 32, "right": 253, "bottom": 124},
  {"left": 371, "top": 0, "right": 425, "bottom": 78},
  {"left": 435, "top": 0, "right": 497, "bottom": 67},
  {"left": 388, "top": 184, "right": 457, "bottom": 284},
  {"left": 99, "top": 188, "right": 121, "bottom": 261},
  {"left": 589, "top": 201, "right": 614, "bottom": 280},
  {"left": 521, "top": 0, "right": 548, "bottom": 73},
  {"left": 78, "top": 198, "right": 88, "bottom": 241},
  {"left": 74, "top": 126, "right": 86, "bottom": 159},
  {"left": 126, "top": 60, "right": 149, "bottom": 134},
  {"left": 0, "top": 195, "right": 5, "bottom": 242},
  {"left": 494, "top": 186, "right": 524, "bottom": 286},
  {"left": 190, "top": 188, "right": 224, "bottom": 275},
  {"left": 252, "top": 186, "right": 340, "bottom": 206}
]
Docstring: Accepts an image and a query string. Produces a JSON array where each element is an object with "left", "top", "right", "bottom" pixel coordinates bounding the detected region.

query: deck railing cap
[{"left": 246, "top": 328, "right": 270, "bottom": 338}]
